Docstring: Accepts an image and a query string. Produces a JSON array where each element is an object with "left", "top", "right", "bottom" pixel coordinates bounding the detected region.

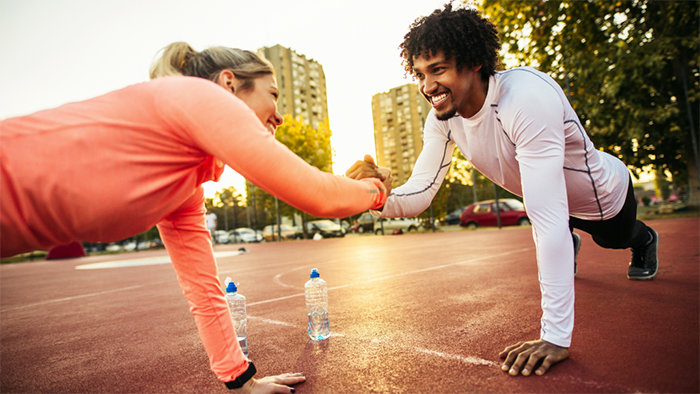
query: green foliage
[
  {"left": 275, "top": 114, "right": 333, "bottom": 172},
  {"left": 204, "top": 187, "right": 247, "bottom": 231},
  {"left": 241, "top": 115, "right": 336, "bottom": 230},
  {"left": 481, "top": 0, "right": 699, "bottom": 185},
  {"left": 653, "top": 168, "right": 672, "bottom": 201}
]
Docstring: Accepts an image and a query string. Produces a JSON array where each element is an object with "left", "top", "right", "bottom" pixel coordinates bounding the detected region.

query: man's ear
[{"left": 216, "top": 70, "right": 238, "bottom": 93}]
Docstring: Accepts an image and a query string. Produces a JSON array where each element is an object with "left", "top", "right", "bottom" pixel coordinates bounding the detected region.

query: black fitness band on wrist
[{"left": 225, "top": 361, "right": 257, "bottom": 390}]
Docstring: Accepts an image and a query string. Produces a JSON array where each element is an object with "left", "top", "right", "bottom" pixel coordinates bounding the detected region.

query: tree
[
  {"left": 275, "top": 115, "right": 333, "bottom": 173},
  {"left": 214, "top": 186, "right": 244, "bottom": 231},
  {"left": 480, "top": 0, "right": 699, "bottom": 206},
  {"left": 244, "top": 115, "right": 336, "bottom": 234}
]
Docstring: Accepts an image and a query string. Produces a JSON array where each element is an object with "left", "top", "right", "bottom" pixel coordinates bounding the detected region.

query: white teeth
[{"left": 431, "top": 93, "right": 448, "bottom": 106}]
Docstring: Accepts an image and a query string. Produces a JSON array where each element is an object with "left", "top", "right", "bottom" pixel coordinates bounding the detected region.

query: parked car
[
  {"left": 215, "top": 230, "right": 230, "bottom": 244},
  {"left": 354, "top": 212, "right": 376, "bottom": 234},
  {"left": 262, "top": 224, "right": 297, "bottom": 241},
  {"left": 374, "top": 217, "right": 421, "bottom": 235},
  {"left": 105, "top": 243, "right": 122, "bottom": 252},
  {"left": 339, "top": 220, "right": 351, "bottom": 233},
  {"left": 444, "top": 206, "right": 466, "bottom": 225},
  {"left": 228, "top": 227, "right": 264, "bottom": 243},
  {"left": 307, "top": 220, "right": 345, "bottom": 238},
  {"left": 459, "top": 199, "right": 529, "bottom": 228}
]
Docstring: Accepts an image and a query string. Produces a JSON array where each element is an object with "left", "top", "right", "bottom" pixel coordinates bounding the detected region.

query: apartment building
[
  {"left": 371, "top": 83, "right": 432, "bottom": 186},
  {"left": 258, "top": 44, "right": 329, "bottom": 130}
]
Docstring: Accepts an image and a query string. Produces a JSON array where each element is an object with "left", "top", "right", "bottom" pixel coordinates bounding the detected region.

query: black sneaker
[
  {"left": 572, "top": 232, "right": 581, "bottom": 277},
  {"left": 628, "top": 228, "right": 659, "bottom": 280}
]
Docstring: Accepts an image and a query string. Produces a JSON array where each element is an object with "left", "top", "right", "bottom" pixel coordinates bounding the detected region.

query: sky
[{"left": 0, "top": 0, "right": 450, "bottom": 198}]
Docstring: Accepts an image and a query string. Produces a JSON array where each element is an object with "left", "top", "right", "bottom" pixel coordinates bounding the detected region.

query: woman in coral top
[{"left": 0, "top": 42, "right": 390, "bottom": 393}]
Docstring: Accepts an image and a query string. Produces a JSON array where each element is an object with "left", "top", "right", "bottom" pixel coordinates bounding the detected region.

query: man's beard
[{"left": 436, "top": 106, "right": 458, "bottom": 121}]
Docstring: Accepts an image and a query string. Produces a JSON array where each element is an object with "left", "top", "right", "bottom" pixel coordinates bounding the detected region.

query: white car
[
  {"left": 105, "top": 243, "right": 122, "bottom": 252},
  {"left": 215, "top": 230, "right": 230, "bottom": 244},
  {"left": 228, "top": 228, "right": 264, "bottom": 243},
  {"left": 374, "top": 217, "right": 421, "bottom": 235}
]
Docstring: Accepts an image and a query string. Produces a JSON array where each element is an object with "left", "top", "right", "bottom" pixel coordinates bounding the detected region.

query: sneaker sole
[
  {"left": 573, "top": 233, "right": 581, "bottom": 277},
  {"left": 627, "top": 229, "right": 659, "bottom": 281}
]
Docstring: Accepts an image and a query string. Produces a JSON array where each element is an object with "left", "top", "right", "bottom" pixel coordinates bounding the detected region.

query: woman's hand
[{"left": 234, "top": 373, "right": 306, "bottom": 394}]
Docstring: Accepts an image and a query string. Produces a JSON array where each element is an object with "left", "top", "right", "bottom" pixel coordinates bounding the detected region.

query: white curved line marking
[{"left": 74, "top": 251, "right": 244, "bottom": 270}]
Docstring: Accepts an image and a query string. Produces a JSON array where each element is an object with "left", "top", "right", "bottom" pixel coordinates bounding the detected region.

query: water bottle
[
  {"left": 224, "top": 277, "right": 248, "bottom": 357},
  {"left": 305, "top": 268, "right": 331, "bottom": 340}
]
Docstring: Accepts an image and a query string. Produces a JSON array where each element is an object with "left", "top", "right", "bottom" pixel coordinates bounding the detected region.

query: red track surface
[{"left": 1, "top": 217, "right": 698, "bottom": 393}]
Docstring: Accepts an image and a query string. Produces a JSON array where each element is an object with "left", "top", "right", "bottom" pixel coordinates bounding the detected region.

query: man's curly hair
[{"left": 400, "top": 2, "right": 501, "bottom": 82}]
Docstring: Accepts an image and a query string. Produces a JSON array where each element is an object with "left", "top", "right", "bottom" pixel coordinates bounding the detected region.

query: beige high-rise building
[
  {"left": 258, "top": 45, "right": 329, "bottom": 130},
  {"left": 372, "top": 83, "right": 432, "bottom": 186}
]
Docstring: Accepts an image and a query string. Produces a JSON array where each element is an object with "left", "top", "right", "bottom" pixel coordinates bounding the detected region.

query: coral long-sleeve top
[{"left": 0, "top": 76, "right": 387, "bottom": 382}]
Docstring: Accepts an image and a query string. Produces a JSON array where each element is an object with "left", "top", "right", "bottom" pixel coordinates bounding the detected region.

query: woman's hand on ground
[
  {"left": 499, "top": 339, "right": 569, "bottom": 376},
  {"left": 235, "top": 372, "right": 305, "bottom": 394}
]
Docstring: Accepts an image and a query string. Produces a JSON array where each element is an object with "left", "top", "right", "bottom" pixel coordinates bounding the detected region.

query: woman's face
[{"left": 234, "top": 74, "right": 284, "bottom": 135}]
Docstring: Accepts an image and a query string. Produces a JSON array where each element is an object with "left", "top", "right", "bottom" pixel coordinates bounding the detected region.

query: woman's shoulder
[
  {"left": 149, "top": 76, "right": 245, "bottom": 115},
  {"left": 150, "top": 76, "right": 225, "bottom": 96}
]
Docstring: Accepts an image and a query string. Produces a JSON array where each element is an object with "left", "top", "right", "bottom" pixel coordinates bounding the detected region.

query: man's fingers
[
  {"left": 501, "top": 348, "right": 521, "bottom": 371},
  {"left": 499, "top": 341, "right": 523, "bottom": 358},
  {"left": 354, "top": 169, "right": 382, "bottom": 180},
  {"left": 509, "top": 349, "right": 534, "bottom": 375},
  {"left": 377, "top": 167, "right": 391, "bottom": 180},
  {"left": 346, "top": 160, "right": 367, "bottom": 178},
  {"left": 501, "top": 339, "right": 570, "bottom": 377},
  {"left": 535, "top": 356, "right": 555, "bottom": 376},
  {"left": 520, "top": 351, "right": 546, "bottom": 376}
]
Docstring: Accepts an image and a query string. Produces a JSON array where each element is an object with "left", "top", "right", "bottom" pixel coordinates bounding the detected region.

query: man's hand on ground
[{"left": 499, "top": 339, "right": 569, "bottom": 376}]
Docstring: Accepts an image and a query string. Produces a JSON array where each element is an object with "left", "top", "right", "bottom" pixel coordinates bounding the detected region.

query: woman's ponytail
[
  {"left": 149, "top": 42, "right": 274, "bottom": 91},
  {"left": 149, "top": 42, "right": 197, "bottom": 79}
]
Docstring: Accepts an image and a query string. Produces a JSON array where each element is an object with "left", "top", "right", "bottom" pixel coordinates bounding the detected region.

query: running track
[{"left": 1, "top": 217, "right": 697, "bottom": 393}]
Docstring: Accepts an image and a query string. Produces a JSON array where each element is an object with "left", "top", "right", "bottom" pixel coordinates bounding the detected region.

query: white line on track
[
  {"left": 1, "top": 285, "right": 147, "bottom": 312},
  {"left": 74, "top": 250, "right": 245, "bottom": 270},
  {"left": 273, "top": 265, "right": 314, "bottom": 290},
  {"left": 248, "top": 316, "right": 499, "bottom": 368},
  {"left": 248, "top": 316, "right": 632, "bottom": 391},
  {"left": 250, "top": 247, "right": 532, "bottom": 307}
]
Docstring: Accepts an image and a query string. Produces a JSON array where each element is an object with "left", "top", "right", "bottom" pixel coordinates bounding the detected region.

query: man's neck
[{"left": 458, "top": 76, "right": 489, "bottom": 119}]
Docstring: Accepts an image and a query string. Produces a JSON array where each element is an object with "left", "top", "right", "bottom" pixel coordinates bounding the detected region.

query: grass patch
[
  {"left": 1, "top": 250, "right": 48, "bottom": 264},
  {"left": 636, "top": 203, "right": 699, "bottom": 221}
]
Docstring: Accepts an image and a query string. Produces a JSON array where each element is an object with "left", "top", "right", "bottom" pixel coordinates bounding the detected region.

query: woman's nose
[{"left": 273, "top": 112, "right": 283, "bottom": 126}]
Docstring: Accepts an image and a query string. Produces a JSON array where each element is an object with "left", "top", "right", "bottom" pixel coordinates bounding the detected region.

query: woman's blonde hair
[{"left": 149, "top": 42, "right": 274, "bottom": 91}]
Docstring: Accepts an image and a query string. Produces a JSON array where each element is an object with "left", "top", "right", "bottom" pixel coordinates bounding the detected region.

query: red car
[{"left": 459, "top": 199, "right": 530, "bottom": 228}]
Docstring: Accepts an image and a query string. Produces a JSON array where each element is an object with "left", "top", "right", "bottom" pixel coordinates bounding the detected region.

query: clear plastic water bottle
[
  {"left": 224, "top": 277, "right": 248, "bottom": 357},
  {"left": 305, "top": 268, "right": 330, "bottom": 340}
]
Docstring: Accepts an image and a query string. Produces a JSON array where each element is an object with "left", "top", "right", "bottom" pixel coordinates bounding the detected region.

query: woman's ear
[{"left": 216, "top": 70, "right": 238, "bottom": 94}]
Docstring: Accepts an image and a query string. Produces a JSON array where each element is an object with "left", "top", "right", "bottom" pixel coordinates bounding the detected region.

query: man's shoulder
[
  {"left": 496, "top": 67, "right": 560, "bottom": 95},
  {"left": 493, "top": 68, "right": 564, "bottom": 112}
]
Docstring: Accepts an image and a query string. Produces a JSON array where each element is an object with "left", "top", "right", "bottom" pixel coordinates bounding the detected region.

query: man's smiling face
[{"left": 413, "top": 49, "right": 484, "bottom": 120}]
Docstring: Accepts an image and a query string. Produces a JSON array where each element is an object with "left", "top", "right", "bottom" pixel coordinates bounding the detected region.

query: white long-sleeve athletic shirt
[{"left": 377, "top": 67, "right": 630, "bottom": 347}]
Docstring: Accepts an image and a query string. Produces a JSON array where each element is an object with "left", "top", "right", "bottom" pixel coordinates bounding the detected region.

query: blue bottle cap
[
  {"left": 310, "top": 268, "right": 320, "bottom": 278},
  {"left": 226, "top": 281, "right": 238, "bottom": 293}
]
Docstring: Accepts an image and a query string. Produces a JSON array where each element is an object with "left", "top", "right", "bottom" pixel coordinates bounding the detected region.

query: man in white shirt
[
  {"left": 347, "top": 3, "right": 659, "bottom": 378},
  {"left": 205, "top": 209, "right": 218, "bottom": 245}
]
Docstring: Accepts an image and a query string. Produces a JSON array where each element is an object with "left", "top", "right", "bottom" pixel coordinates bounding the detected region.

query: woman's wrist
[{"left": 225, "top": 362, "right": 257, "bottom": 390}]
